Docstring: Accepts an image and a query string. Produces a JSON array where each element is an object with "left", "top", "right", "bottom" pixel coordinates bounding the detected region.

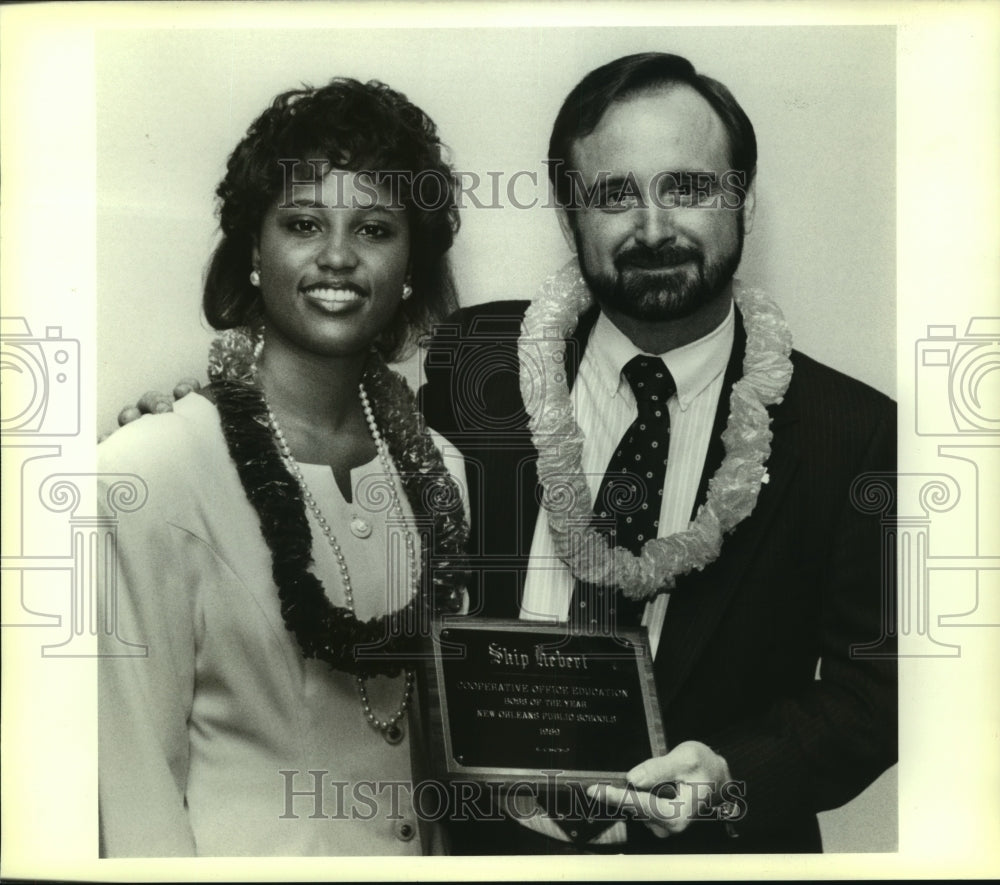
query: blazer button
[{"left": 394, "top": 819, "right": 417, "bottom": 842}]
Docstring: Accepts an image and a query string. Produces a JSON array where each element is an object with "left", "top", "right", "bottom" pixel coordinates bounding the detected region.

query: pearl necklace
[{"left": 263, "top": 383, "right": 416, "bottom": 745}]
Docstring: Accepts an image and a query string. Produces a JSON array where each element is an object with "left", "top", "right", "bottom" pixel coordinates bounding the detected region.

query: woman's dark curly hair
[{"left": 203, "top": 77, "right": 460, "bottom": 361}]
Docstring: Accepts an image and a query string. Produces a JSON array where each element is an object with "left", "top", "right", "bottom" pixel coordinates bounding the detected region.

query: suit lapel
[
  {"left": 692, "top": 307, "right": 747, "bottom": 517},
  {"left": 654, "top": 432, "right": 798, "bottom": 705},
  {"left": 653, "top": 346, "right": 801, "bottom": 708}
]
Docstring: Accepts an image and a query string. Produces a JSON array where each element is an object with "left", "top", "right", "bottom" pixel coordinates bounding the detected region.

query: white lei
[{"left": 518, "top": 259, "right": 794, "bottom": 600}]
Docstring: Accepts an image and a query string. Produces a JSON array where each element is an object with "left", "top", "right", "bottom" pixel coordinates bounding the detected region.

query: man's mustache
[{"left": 615, "top": 244, "right": 701, "bottom": 271}]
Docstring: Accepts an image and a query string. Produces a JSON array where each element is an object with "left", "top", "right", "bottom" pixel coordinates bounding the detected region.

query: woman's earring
[
  {"left": 402, "top": 281, "right": 413, "bottom": 301},
  {"left": 250, "top": 268, "right": 261, "bottom": 287}
]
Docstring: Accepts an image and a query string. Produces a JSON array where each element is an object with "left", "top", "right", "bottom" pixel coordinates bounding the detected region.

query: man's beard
[{"left": 576, "top": 223, "right": 744, "bottom": 322}]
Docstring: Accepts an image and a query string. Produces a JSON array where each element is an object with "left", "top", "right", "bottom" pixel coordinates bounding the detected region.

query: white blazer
[{"left": 98, "top": 393, "right": 464, "bottom": 857}]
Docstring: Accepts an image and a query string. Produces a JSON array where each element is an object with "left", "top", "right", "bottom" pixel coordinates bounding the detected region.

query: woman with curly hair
[{"left": 98, "top": 78, "right": 467, "bottom": 857}]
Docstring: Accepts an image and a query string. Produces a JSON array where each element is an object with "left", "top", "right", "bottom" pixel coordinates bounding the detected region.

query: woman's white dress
[{"left": 98, "top": 393, "right": 461, "bottom": 856}]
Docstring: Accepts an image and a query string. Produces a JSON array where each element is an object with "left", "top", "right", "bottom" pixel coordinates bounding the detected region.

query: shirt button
[{"left": 394, "top": 819, "right": 416, "bottom": 841}]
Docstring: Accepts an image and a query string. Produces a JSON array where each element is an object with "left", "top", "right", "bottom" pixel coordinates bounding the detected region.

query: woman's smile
[{"left": 301, "top": 281, "right": 368, "bottom": 313}]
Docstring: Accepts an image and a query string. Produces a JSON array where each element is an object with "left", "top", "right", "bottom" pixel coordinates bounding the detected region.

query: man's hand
[
  {"left": 116, "top": 379, "right": 201, "bottom": 427},
  {"left": 588, "top": 740, "right": 732, "bottom": 838}
]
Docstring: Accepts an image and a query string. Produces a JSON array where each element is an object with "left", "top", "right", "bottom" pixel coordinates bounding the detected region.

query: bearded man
[{"left": 419, "top": 52, "right": 896, "bottom": 854}]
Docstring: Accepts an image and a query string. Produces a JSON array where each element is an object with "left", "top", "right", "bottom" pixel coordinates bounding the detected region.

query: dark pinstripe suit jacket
[{"left": 419, "top": 300, "right": 897, "bottom": 854}]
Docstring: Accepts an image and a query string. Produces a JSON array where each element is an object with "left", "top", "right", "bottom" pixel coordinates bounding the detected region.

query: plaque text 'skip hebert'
[{"left": 488, "top": 641, "right": 591, "bottom": 671}]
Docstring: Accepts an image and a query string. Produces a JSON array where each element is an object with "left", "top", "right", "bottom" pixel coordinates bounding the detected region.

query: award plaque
[{"left": 418, "top": 618, "right": 667, "bottom": 787}]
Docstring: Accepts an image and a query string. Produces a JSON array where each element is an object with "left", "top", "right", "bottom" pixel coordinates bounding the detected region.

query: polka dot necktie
[{"left": 571, "top": 355, "right": 676, "bottom": 631}]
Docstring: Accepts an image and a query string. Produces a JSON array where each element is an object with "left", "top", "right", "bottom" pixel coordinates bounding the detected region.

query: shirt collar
[{"left": 588, "top": 300, "right": 735, "bottom": 411}]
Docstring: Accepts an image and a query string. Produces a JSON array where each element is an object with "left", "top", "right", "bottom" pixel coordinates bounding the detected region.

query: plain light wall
[{"left": 95, "top": 25, "right": 896, "bottom": 851}]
